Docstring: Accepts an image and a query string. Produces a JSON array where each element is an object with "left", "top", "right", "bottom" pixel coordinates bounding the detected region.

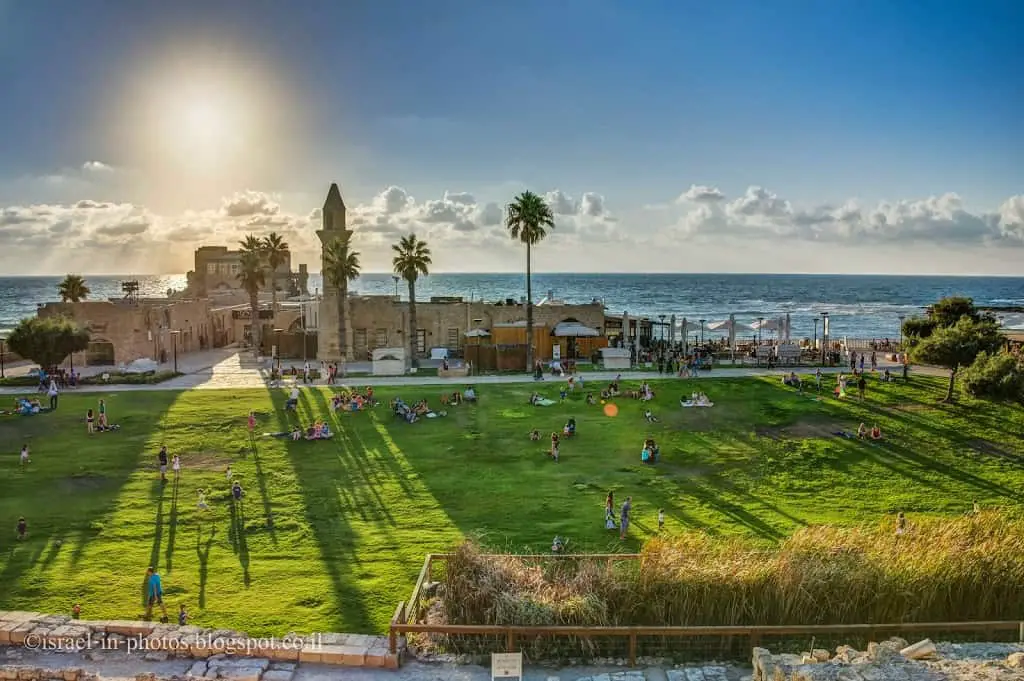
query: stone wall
[
  {"left": 0, "top": 612, "right": 399, "bottom": 672},
  {"left": 752, "top": 638, "right": 1024, "bottom": 681}
]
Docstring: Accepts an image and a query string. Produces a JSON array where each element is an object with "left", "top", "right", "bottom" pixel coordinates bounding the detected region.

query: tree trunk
[
  {"left": 944, "top": 366, "right": 957, "bottom": 403},
  {"left": 525, "top": 241, "right": 534, "bottom": 372},
  {"left": 408, "top": 279, "right": 419, "bottom": 369},
  {"left": 250, "top": 294, "right": 261, "bottom": 357}
]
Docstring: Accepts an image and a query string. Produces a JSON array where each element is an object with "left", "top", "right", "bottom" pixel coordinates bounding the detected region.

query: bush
[
  {"left": 960, "top": 350, "right": 1024, "bottom": 403},
  {"left": 439, "top": 512, "right": 1024, "bottom": 630},
  {"left": 80, "top": 371, "right": 181, "bottom": 385}
]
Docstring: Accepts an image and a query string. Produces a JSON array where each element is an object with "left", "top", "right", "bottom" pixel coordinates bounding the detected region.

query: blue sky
[{"left": 0, "top": 0, "right": 1022, "bottom": 274}]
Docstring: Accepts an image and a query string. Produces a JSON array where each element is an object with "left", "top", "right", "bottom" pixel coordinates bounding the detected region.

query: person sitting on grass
[
  {"left": 16, "top": 517, "right": 27, "bottom": 541},
  {"left": 870, "top": 424, "right": 883, "bottom": 440},
  {"left": 586, "top": 392, "right": 597, "bottom": 405},
  {"left": 529, "top": 392, "right": 541, "bottom": 406},
  {"left": 463, "top": 386, "right": 477, "bottom": 402},
  {"left": 608, "top": 381, "right": 620, "bottom": 396},
  {"left": 563, "top": 418, "right": 576, "bottom": 437},
  {"left": 529, "top": 429, "right": 540, "bottom": 441},
  {"left": 451, "top": 391, "right": 463, "bottom": 405},
  {"left": 644, "top": 409, "right": 659, "bottom": 423},
  {"left": 641, "top": 438, "right": 660, "bottom": 464},
  {"left": 551, "top": 536, "right": 565, "bottom": 553},
  {"left": 290, "top": 425, "right": 303, "bottom": 441},
  {"left": 783, "top": 371, "right": 800, "bottom": 387},
  {"left": 640, "top": 382, "right": 654, "bottom": 401},
  {"left": 440, "top": 393, "right": 450, "bottom": 406},
  {"left": 857, "top": 423, "right": 868, "bottom": 439}
]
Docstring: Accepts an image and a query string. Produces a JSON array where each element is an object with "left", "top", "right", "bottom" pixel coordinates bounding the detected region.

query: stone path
[{"left": 0, "top": 348, "right": 939, "bottom": 395}]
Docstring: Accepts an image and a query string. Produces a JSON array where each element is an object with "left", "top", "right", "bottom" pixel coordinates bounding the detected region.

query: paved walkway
[{"left": 0, "top": 349, "right": 944, "bottom": 395}]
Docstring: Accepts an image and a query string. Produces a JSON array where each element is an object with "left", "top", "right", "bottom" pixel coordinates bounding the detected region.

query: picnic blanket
[
  {"left": 534, "top": 398, "right": 557, "bottom": 407},
  {"left": 681, "top": 401, "right": 714, "bottom": 408}
]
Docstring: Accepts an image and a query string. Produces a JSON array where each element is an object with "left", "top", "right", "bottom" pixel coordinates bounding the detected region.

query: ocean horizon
[{"left": 3, "top": 273, "right": 1024, "bottom": 340}]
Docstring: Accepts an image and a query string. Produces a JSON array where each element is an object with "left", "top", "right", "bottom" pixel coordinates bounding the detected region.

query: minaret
[{"left": 317, "top": 183, "right": 354, "bottom": 361}]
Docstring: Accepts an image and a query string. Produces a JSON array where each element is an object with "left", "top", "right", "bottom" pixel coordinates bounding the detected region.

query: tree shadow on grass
[
  {"left": 247, "top": 438, "right": 278, "bottom": 543},
  {"left": 271, "top": 388, "right": 375, "bottom": 634},
  {"left": 195, "top": 525, "right": 216, "bottom": 608},
  {"left": 165, "top": 475, "right": 180, "bottom": 574}
]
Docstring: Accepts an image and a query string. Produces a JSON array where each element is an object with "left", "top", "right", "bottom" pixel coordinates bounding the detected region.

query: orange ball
[{"left": 603, "top": 403, "right": 619, "bottom": 417}]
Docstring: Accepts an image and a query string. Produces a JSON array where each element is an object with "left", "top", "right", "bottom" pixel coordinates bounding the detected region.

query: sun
[{"left": 180, "top": 98, "right": 232, "bottom": 147}]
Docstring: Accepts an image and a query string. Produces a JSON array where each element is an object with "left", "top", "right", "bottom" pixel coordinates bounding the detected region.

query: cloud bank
[{"left": 0, "top": 172, "right": 1021, "bottom": 275}]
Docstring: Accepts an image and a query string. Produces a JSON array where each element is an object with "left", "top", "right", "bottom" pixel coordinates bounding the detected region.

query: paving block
[
  {"left": 317, "top": 644, "right": 367, "bottom": 666},
  {"left": 296, "top": 645, "right": 321, "bottom": 664},
  {"left": 261, "top": 671, "right": 293, "bottom": 681}
]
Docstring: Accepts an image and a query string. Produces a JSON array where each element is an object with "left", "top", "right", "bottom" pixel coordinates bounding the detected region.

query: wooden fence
[{"left": 389, "top": 553, "right": 1024, "bottom": 666}]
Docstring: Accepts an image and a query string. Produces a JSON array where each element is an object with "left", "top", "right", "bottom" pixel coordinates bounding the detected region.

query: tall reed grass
[{"left": 438, "top": 512, "right": 1024, "bottom": 628}]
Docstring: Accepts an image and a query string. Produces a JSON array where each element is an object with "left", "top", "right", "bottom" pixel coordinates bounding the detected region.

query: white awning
[
  {"left": 464, "top": 328, "right": 491, "bottom": 337},
  {"left": 552, "top": 322, "right": 600, "bottom": 337}
]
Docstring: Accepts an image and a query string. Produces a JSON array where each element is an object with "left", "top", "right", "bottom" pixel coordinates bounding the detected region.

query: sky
[{"left": 1, "top": 0, "right": 1022, "bottom": 276}]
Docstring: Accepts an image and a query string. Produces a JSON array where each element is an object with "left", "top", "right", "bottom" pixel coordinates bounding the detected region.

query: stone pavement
[{"left": 0, "top": 349, "right": 941, "bottom": 395}]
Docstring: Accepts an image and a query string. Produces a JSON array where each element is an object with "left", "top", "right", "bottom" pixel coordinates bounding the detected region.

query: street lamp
[
  {"left": 658, "top": 314, "right": 666, "bottom": 349},
  {"left": 699, "top": 319, "right": 706, "bottom": 346},
  {"left": 813, "top": 318, "right": 819, "bottom": 357},
  {"left": 0, "top": 336, "right": 6, "bottom": 379},
  {"left": 820, "top": 312, "right": 829, "bottom": 366},
  {"left": 273, "top": 328, "right": 284, "bottom": 370},
  {"left": 756, "top": 317, "right": 764, "bottom": 367},
  {"left": 897, "top": 314, "right": 906, "bottom": 351},
  {"left": 170, "top": 331, "right": 180, "bottom": 374}
]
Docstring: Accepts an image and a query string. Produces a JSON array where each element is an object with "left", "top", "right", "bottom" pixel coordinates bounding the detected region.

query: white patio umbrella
[
  {"left": 707, "top": 319, "right": 754, "bottom": 334},
  {"left": 552, "top": 321, "right": 600, "bottom": 337},
  {"left": 669, "top": 314, "right": 676, "bottom": 343},
  {"left": 751, "top": 318, "right": 781, "bottom": 331}
]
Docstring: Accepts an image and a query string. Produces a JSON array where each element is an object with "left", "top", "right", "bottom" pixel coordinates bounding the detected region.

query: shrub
[{"left": 960, "top": 350, "right": 1024, "bottom": 403}]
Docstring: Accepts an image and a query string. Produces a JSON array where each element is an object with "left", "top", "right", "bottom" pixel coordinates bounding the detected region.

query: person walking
[
  {"left": 47, "top": 380, "right": 59, "bottom": 411},
  {"left": 619, "top": 496, "right": 632, "bottom": 540},
  {"left": 144, "top": 567, "right": 169, "bottom": 622},
  {"left": 158, "top": 446, "right": 169, "bottom": 484}
]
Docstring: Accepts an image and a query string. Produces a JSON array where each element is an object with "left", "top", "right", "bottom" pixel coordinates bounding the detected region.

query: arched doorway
[{"left": 86, "top": 339, "right": 116, "bottom": 366}]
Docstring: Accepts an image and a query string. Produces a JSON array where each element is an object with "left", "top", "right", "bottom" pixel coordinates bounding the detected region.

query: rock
[
  {"left": 1008, "top": 652, "right": 1024, "bottom": 669},
  {"left": 261, "top": 672, "right": 292, "bottom": 681},
  {"left": 187, "top": 662, "right": 207, "bottom": 677},
  {"left": 683, "top": 668, "right": 706, "bottom": 681},
  {"left": 267, "top": 664, "right": 294, "bottom": 673},
  {"left": 812, "top": 649, "right": 831, "bottom": 663}
]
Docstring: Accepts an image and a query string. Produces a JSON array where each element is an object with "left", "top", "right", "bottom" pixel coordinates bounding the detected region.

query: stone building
[
  {"left": 37, "top": 298, "right": 239, "bottom": 367},
  {"left": 185, "top": 246, "right": 309, "bottom": 298},
  {"left": 316, "top": 183, "right": 352, "bottom": 361}
]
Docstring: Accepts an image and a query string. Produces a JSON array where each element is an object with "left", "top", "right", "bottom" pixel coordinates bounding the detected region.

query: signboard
[
  {"left": 491, "top": 652, "right": 523, "bottom": 680},
  {"left": 755, "top": 345, "right": 772, "bottom": 358},
  {"left": 552, "top": 345, "right": 561, "bottom": 361},
  {"left": 777, "top": 344, "right": 801, "bottom": 360}
]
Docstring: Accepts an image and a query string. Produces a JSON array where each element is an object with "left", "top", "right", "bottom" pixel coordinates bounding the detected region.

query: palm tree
[
  {"left": 392, "top": 234, "right": 432, "bottom": 368},
  {"left": 322, "top": 235, "right": 361, "bottom": 361},
  {"left": 262, "top": 232, "right": 290, "bottom": 320},
  {"left": 57, "top": 274, "right": 90, "bottom": 303},
  {"left": 236, "top": 251, "right": 265, "bottom": 355},
  {"left": 505, "top": 191, "right": 555, "bottom": 371}
]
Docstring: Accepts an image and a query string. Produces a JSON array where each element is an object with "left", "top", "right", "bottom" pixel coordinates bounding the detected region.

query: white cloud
[
  {"left": 678, "top": 184, "right": 726, "bottom": 203},
  {"left": 81, "top": 161, "right": 115, "bottom": 173}
]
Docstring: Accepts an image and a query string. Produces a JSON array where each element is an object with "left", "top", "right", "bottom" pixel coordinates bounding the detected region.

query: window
[
  {"left": 230, "top": 263, "right": 240, "bottom": 274},
  {"left": 416, "top": 329, "right": 427, "bottom": 354},
  {"left": 375, "top": 329, "right": 388, "bottom": 348},
  {"left": 207, "top": 263, "right": 217, "bottom": 274},
  {"left": 354, "top": 329, "right": 368, "bottom": 352},
  {"left": 447, "top": 327, "right": 460, "bottom": 349}
]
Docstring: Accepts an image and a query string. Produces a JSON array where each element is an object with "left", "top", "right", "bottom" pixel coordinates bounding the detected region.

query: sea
[{"left": 2, "top": 273, "right": 1024, "bottom": 340}]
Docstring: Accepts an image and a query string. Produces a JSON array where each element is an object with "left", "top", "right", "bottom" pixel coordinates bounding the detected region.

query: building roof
[{"left": 324, "top": 183, "right": 346, "bottom": 210}]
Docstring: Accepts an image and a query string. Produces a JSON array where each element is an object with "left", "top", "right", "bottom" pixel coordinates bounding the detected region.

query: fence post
[
  {"left": 389, "top": 626, "right": 397, "bottom": 655},
  {"left": 427, "top": 555, "right": 433, "bottom": 584},
  {"left": 1019, "top": 622, "right": 1023, "bottom": 643},
  {"left": 506, "top": 629, "right": 516, "bottom": 653},
  {"left": 628, "top": 633, "right": 637, "bottom": 667}
]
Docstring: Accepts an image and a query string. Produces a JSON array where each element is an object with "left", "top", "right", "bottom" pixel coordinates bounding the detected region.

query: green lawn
[{"left": 1, "top": 374, "right": 1022, "bottom": 636}]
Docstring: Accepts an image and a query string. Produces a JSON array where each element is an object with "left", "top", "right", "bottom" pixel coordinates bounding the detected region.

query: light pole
[
  {"left": 756, "top": 317, "right": 764, "bottom": 367},
  {"left": 0, "top": 336, "right": 6, "bottom": 379},
  {"left": 392, "top": 276, "right": 400, "bottom": 298},
  {"left": 699, "top": 319, "right": 706, "bottom": 346},
  {"left": 897, "top": 314, "right": 906, "bottom": 352},
  {"left": 170, "top": 331, "right": 180, "bottom": 374},
  {"left": 658, "top": 314, "right": 666, "bottom": 353},
  {"left": 821, "top": 312, "right": 829, "bottom": 366},
  {"left": 301, "top": 301, "right": 308, "bottom": 363},
  {"left": 813, "top": 318, "right": 819, "bottom": 361},
  {"left": 274, "top": 328, "right": 284, "bottom": 370}
]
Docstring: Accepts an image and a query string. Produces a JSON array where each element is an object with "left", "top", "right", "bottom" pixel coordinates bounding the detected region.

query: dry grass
[{"left": 438, "top": 511, "right": 1024, "bottom": 628}]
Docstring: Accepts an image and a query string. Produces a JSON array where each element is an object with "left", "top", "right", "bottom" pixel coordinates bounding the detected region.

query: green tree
[
  {"left": 57, "top": 274, "right": 91, "bottom": 303},
  {"left": 903, "top": 296, "right": 990, "bottom": 345},
  {"left": 262, "top": 232, "right": 290, "bottom": 320},
  {"left": 7, "top": 316, "right": 90, "bottom": 371},
  {"left": 392, "top": 234, "right": 432, "bottom": 368},
  {"left": 960, "top": 350, "right": 1024, "bottom": 404},
  {"left": 236, "top": 250, "right": 265, "bottom": 355},
  {"left": 910, "top": 317, "right": 1005, "bottom": 402},
  {"left": 504, "top": 191, "right": 555, "bottom": 371},
  {"left": 323, "top": 235, "right": 361, "bottom": 360}
]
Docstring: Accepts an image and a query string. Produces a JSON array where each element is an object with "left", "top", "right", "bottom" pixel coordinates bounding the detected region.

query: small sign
[
  {"left": 492, "top": 652, "right": 523, "bottom": 680},
  {"left": 552, "top": 345, "right": 561, "bottom": 360}
]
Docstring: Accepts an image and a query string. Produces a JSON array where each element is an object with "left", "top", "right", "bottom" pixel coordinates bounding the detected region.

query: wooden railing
[{"left": 388, "top": 553, "right": 1024, "bottom": 666}]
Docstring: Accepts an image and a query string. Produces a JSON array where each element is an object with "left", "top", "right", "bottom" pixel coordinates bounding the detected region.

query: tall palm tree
[
  {"left": 322, "top": 235, "right": 361, "bottom": 361},
  {"left": 236, "top": 251, "right": 265, "bottom": 355},
  {"left": 392, "top": 234, "right": 432, "bottom": 368},
  {"left": 57, "top": 274, "right": 90, "bottom": 303},
  {"left": 505, "top": 191, "right": 555, "bottom": 371},
  {"left": 262, "top": 232, "right": 290, "bottom": 321}
]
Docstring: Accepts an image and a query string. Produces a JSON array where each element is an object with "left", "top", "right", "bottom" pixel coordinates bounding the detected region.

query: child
[
  {"left": 529, "top": 429, "right": 540, "bottom": 441},
  {"left": 895, "top": 512, "right": 906, "bottom": 538},
  {"left": 247, "top": 411, "right": 256, "bottom": 434},
  {"left": 644, "top": 409, "right": 659, "bottom": 423},
  {"left": 551, "top": 536, "right": 564, "bottom": 553},
  {"left": 815, "top": 368, "right": 822, "bottom": 392},
  {"left": 20, "top": 444, "right": 30, "bottom": 467},
  {"left": 196, "top": 489, "right": 209, "bottom": 511},
  {"left": 86, "top": 409, "right": 95, "bottom": 434},
  {"left": 98, "top": 399, "right": 108, "bottom": 428},
  {"left": 231, "top": 481, "right": 243, "bottom": 501},
  {"left": 72, "top": 604, "right": 81, "bottom": 620},
  {"left": 225, "top": 465, "right": 232, "bottom": 481},
  {"left": 658, "top": 508, "right": 665, "bottom": 531},
  {"left": 16, "top": 517, "right": 27, "bottom": 540},
  {"left": 178, "top": 604, "right": 188, "bottom": 626},
  {"left": 559, "top": 388, "right": 568, "bottom": 402},
  {"left": 605, "top": 504, "right": 616, "bottom": 530},
  {"left": 172, "top": 454, "right": 181, "bottom": 478},
  {"left": 550, "top": 433, "right": 560, "bottom": 462},
  {"left": 158, "top": 446, "right": 168, "bottom": 483}
]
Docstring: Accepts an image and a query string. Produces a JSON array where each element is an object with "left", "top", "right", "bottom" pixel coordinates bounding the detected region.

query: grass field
[{"left": 1, "top": 373, "right": 1022, "bottom": 636}]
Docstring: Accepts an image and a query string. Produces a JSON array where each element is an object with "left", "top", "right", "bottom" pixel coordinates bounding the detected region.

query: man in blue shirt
[{"left": 144, "top": 567, "right": 169, "bottom": 622}]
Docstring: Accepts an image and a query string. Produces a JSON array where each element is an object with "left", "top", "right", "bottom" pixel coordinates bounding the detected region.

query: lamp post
[
  {"left": 0, "top": 336, "right": 5, "bottom": 379},
  {"left": 821, "top": 312, "right": 829, "bottom": 366},
  {"left": 813, "top": 318, "right": 819, "bottom": 359},
  {"left": 274, "top": 328, "right": 284, "bottom": 371},
  {"left": 658, "top": 314, "right": 666, "bottom": 355},
  {"left": 897, "top": 314, "right": 906, "bottom": 352},
  {"left": 756, "top": 317, "right": 764, "bottom": 367},
  {"left": 170, "top": 331, "right": 180, "bottom": 374},
  {"left": 392, "top": 276, "right": 400, "bottom": 298},
  {"left": 699, "top": 319, "right": 706, "bottom": 346},
  {"left": 301, "top": 301, "right": 308, "bottom": 363}
]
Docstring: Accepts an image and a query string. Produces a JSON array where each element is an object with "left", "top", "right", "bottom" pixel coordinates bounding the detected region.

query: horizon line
[{"left": 3, "top": 271, "right": 1024, "bottom": 279}]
